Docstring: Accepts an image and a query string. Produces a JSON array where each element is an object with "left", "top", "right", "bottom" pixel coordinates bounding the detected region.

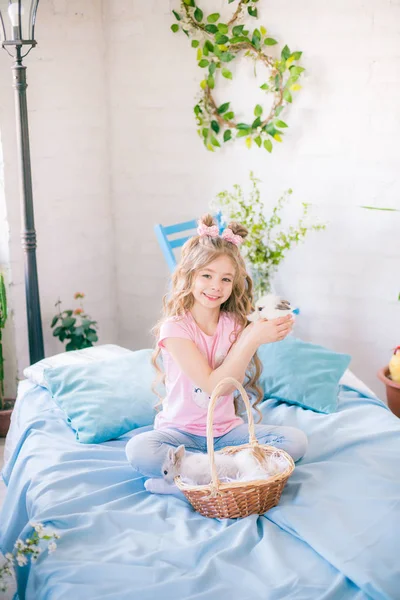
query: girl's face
[{"left": 192, "top": 255, "right": 235, "bottom": 310}]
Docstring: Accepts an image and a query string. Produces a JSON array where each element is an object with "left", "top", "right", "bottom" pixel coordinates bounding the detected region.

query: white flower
[
  {"left": 48, "top": 542, "right": 57, "bottom": 554},
  {"left": 34, "top": 524, "right": 44, "bottom": 534},
  {"left": 16, "top": 553, "right": 28, "bottom": 567},
  {"left": 14, "top": 540, "right": 26, "bottom": 551}
]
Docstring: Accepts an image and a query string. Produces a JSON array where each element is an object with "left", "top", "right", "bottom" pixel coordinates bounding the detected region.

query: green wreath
[{"left": 171, "top": 0, "right": 305, "bottom": 152}]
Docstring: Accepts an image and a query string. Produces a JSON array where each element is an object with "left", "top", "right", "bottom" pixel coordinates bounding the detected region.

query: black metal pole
[{"left": 11, "top": 44, "right": 44, "bottom": 364}]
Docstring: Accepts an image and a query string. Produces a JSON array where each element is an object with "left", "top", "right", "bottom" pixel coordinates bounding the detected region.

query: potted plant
[
  {"left": 0, "top": 273, "right": 15, "bottom": 437},
  {"left": 51, "top": 292, "right": 98, "bottom": 351},
  {"left": 377, "top": 347, "right": 400, "bottom": 417},
  {"left": 211, "top": 172, "right": 326, "bottom": 296}
]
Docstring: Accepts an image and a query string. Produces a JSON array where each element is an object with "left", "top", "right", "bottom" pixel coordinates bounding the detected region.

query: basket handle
[{"left": 206, "top": 377, "right": 259, "bottom": 493}]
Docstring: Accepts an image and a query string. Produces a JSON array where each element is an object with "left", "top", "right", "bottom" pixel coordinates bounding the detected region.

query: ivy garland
[{"left": 171, "top": 0, "right": 305, "bottom": 152}]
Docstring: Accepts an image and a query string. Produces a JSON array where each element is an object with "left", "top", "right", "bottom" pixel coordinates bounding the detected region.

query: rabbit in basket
[{"left": 161, "top": 445, "right": 282, "bottom": 486}]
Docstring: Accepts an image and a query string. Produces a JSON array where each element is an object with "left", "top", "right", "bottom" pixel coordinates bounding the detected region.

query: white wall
[
  {"left": 1, "top": 0, "right": 399, "bottom": 399},
  {"left": 0, "top": 0, "right": 117, "bottom": 395},
  {"left": 108, "top": 0, "right": 400, "bottom": 397}
]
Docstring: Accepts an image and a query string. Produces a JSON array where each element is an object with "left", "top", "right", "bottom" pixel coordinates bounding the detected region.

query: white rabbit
[
  {"left": 161, "top": 445, "right": 277, "bottom": 486},
  {"left": 247, "top": 294, "right": 294, "bottom": 322}
]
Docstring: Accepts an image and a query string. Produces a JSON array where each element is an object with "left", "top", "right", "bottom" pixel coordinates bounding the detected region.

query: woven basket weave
[{"left": 175, "top": 377, "right": 295, "bottom": 519}]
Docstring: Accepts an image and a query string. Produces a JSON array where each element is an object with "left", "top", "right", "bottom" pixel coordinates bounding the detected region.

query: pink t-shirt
[{"left": 154, "top": 311, "right": 244, "bottom": 436}]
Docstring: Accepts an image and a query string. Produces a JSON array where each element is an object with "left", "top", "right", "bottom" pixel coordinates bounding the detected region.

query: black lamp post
[{"left": 0, "top": 0, "right": 44, "bottom": 364}]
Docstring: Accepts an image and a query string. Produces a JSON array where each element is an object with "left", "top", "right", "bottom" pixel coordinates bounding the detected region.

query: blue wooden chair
[{"left": 154, "top": 213, "right": 225, "bottom": 273}]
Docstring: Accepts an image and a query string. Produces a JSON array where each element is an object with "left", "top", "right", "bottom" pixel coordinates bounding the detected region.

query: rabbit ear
[
  {"left": 167, "top": 447, "right": 176, "bottom": 463},
  {"left": 175, "top": 445, "right": 185, "bottom": 461}
]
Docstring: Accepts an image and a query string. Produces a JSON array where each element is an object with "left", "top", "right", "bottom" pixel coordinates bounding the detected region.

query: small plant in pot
[
  {"left": 378, "top": 346, "right": 400, "bottom": 418},
  {"left": 0, "top": 273, "right": 15, "bottom": 437}
]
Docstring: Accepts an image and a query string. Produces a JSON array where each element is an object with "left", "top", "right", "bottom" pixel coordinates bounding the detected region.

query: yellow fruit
[{"left": 389, "top": 347, "right": 400, "bottom": 383}]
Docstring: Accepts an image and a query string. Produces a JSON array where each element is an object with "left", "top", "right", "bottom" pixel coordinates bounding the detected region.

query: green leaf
[
  {"left": 211, "top": 120, "right": 220, "bottom": 134},
  {"left": 217, "top": 102, "right": 230, "bottom": 114},
  {"left": 196, "top": 47, "right": 202, "bottom": 60},
  {"left": 207, "top": 75, "right": 215, "bottom": 89},
  {"left": 215, "top": 34, "right": 229, "bottom": 45},
  {"left": 248, "top": 7, "right": 258, "bottom": 17},
  {"left": 191, "top": 39, "right": 199, "bottom": 48},
  {"left": 53, "top": 326, "right": 63, "bottom": 337},
  {"left": 245, "top": 137, "right": 252, "bottom": 149},
  {"left": 86, "top": 331, "right": 98, "bottom": 342},
  {"left": 219, "top": 52, "right": 235, "bottom": 62},
  {"left": 223, "top": 130, "right": 232, "bottom": 142},
  {"left": 292, "top": 51, "right": 303, "bottom": 60},
  {"left": 281, "top": 45, "right": 291, "bottom": 60},
  {"left": 209, "top": 62, "right": 216, "bottom": 75},
  {"left": 290, "top": 65, "right": 305, "bottom": 76},
  {"left": 224, "top": 111, "right": 234, "bottom": 120},
  {"left": 62, "top": 317, "right": 76, "bottom": 328},
  {"left": 194, "top": 6, "right": 203, "bottom": 22},
  {"left": 252, "top": 116, "right": 262, "bottom": 129},
  {"left": 275, "top": 105, "right": 284, "bottom": 116},
  {"left": 204, "top": 40, "right": 214, "bottom": 52},
  {"left": 202, "top": 127, "right": 209, "bottom": 139},
  {"left": 207, "top": 13, "right": 220, "bottom": 23},
  {"left": 183, "top": 0, "right": 195, "bottom": 5},
  {"left": 51, "top": 316, "right": 59, "bottom": 328},
  {"left": 264, "top": 38, "right": 278, "bottom": 45},
  {"left": 200, "top": 79, "right": 207, "bottom": 89},
  {"left": 276, "top": 119, "right": 288, "bottom": 128},
  {"left": 252, "top": 29, "right": 261, "bottom": 48},
  {"left": 222, "top": 67, "right": 232, "bottom": 79},
  {"left": 283, "top": 88, "right": 293, "bottom": 103},
  {"left": 172, "top": 10, "right": 181, "bottom": 21},
  {"left": 203, "top": 45, "right": 209, "bottom": 56},
  {"left": 237, "top": 122, "right": 251, "bottom": 131},
  {"left": 218, "top": 23, "right": 228, "bottom": 34},
  {"left": 254, "top": 104, "right": 263, "bottom": 117},
  {"left": 265, "top": 123, "right": 278, "bottom": 136},
  {"left": 236, "top": 129, "right": 249, "bottom": 138},
  {"left": 171, "top": 24, "right": 179, "bottom": 33},
  {"left": 198, "top": 59, "right": 209, "bottom": 68},
  {"left": 194, "top": 104, "right": 202, "bottom": 116},
  {"left": 205, "top": 24, "right": 218, "bottom": 34},
  {"left": 264, "top": 139, "right": 273, "bottom": 152},
  {"left": 210, "top": 136, "right": 220, "bottom": 147},
  {"left": 254, "top": 135, "right": 262, "bottom": 147},
  {"left": 232, "top": 25, "right": 245, "bottom": 36},
  {"left": 260, "top": 25, "right": 267, "bottom": 36},
  {"left": 260, "top": 83, "right": 269, "bottom": 90}
]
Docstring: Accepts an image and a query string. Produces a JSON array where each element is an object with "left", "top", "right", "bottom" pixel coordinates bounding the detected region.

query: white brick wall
[{"left": 1, "top": 0, "right": 399, "bottom": 399}]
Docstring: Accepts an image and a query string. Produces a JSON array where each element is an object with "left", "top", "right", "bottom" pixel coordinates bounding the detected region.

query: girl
[{"left": 126, "top": 215, "right": 307, "bottom": 495}]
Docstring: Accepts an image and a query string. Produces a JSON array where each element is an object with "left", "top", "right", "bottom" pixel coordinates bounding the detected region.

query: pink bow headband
[{"left": 197, "top": 222, "right": 243, "bottom": 247}]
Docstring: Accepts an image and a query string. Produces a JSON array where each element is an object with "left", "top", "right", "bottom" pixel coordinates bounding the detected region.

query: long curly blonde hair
[{"left": 152, "top": 214, "right": 263, "bottom": 420}]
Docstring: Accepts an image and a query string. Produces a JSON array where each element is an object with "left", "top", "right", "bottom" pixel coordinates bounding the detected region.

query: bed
[{"left": 1, "top": 358, "right": 399, "bottom": 600}]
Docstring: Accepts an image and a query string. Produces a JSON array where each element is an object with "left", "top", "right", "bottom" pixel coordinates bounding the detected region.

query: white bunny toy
[
  {"left": 161, "top": 445, "right": 274, "bottom": 486},
  {"left": 247, "top": 293, "right": 295, "bottom": 321}
]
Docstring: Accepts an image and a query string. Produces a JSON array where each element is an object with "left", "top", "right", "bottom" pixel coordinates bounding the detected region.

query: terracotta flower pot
[
  {"left": 377, "top": 367, "right": 400, "bottom": 417},
  {"left": 0, "top": 408, "right": 12, "bottom": 437}
]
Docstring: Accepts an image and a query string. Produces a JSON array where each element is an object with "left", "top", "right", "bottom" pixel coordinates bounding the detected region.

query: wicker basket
[{"left": 175, "top": 377, "right": 295, "bottom": 519}]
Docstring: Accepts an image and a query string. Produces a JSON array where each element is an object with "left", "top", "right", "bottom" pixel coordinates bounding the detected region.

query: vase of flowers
[{"left": 211, "top": 172, "right": 326, "bottom": 297}]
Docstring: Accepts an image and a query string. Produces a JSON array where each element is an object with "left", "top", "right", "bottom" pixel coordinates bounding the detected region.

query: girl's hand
[{"left": 247, "top": 315, "right": 294, "bottom": 346}]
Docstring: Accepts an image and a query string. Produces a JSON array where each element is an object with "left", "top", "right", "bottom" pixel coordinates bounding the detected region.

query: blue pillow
[
  {"left": 257, "top": 336, "right": 351, "bottom": 413},
  {"left": 44, "top": 350, "right": 161, "bottom": 443}
]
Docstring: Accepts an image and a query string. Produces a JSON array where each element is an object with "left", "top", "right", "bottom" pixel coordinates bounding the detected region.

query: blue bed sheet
[{"left": 1, "top": 379, "right": 399, "bottom": 600}]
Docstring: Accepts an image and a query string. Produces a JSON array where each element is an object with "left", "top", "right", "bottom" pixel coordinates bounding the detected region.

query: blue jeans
[{"left": 125, "top": 424, "right": 308, "bottom": 479}]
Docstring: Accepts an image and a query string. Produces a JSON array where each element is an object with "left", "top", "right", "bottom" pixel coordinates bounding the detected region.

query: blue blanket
[{"left": 1, "top": 379, "right": 399, "bottom": 600}]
